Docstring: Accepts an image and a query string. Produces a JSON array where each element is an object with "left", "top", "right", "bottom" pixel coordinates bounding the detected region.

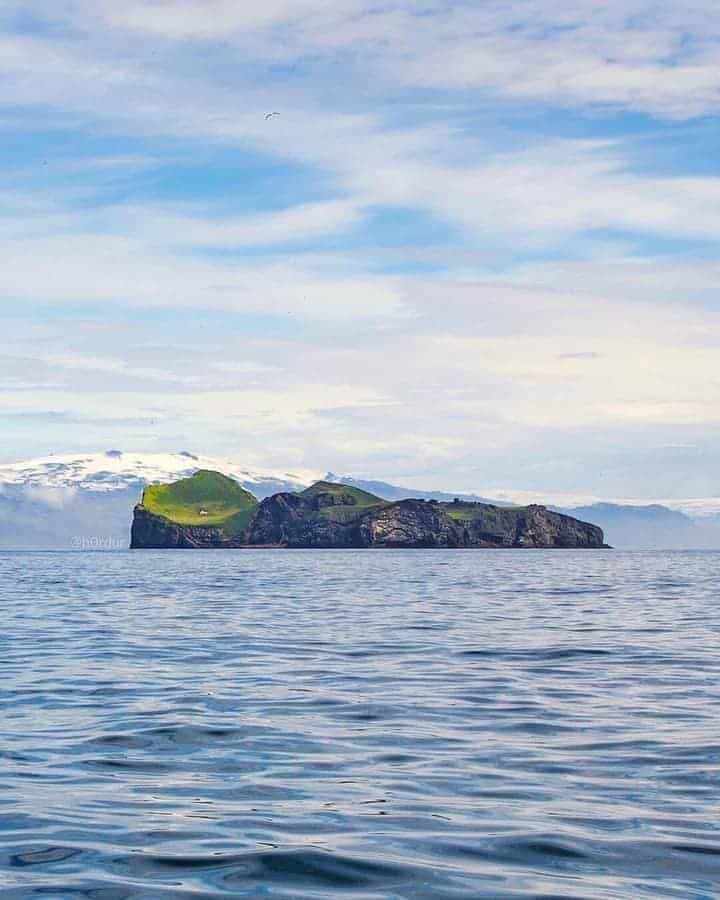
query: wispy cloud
[
  {"left": 7, "top": 1, "right": 717, "bottom": 119},
  {"left": 1, "top": 0, "right": 718, "bottom": 497}
]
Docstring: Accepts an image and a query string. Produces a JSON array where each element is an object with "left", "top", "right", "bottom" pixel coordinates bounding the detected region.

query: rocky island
[{"left": 130, "top": 471, "right": 608, "bottom": 549}]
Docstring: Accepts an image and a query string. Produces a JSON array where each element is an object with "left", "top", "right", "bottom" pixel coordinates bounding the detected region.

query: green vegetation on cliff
[
  {"left": 132, "top": 472, "right": 608, "bottom": 550},
  {"left": 299, "top": 481, "right": 387, "bottom": 523},
  {"left": 444, "top": 500, "right": 521, "bottom": 522},
  {"left": 300, "top": 481, "right": 384, "bottom": 506},
  {"left": 141, "top": 470, "right": 258, "bottom": 533}
]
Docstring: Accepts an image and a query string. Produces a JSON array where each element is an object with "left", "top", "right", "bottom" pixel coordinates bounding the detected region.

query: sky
[{"left": 1, "top": 0, "right": 719, "bottom": 499}]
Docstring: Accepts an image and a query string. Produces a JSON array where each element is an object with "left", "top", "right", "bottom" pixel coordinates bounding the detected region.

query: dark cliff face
[
  {"left": 242, "top": 494, "right": 607, "bottom": 549},
  {"left": 357, "top": 500, "right": 606, "bottom": 549},
  {"left": 450, "top": 503, "right": 607, "bottom": 549},
  {"left": 243, "top": 492, "right": 346, "bottom": 548},
  {"left": 130, "top": 505, "right": 246, "bottom": 549},
  {"left": 132, "top": 488, "right": 608, "bottom": 550},
  {"left": 356, "top": 499, "right": 461, "bottom": 547}
]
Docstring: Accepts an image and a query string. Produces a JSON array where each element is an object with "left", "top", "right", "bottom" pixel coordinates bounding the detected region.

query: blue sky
[{"left": 1, "top": 0, "right": 719, "bottom": 498}]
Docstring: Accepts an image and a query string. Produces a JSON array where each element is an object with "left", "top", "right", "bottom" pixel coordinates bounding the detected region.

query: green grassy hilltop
[
  {"left": 301, "top": 480, "right": 386, "bottom": 507},
  {"left": 141, "top": 470, "right": 258, "bottom": 534},
  {"left": 300, "top": 481, "right": 387, "bottom": 523}
]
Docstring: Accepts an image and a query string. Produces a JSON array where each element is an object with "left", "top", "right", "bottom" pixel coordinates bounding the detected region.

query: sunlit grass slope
[
  {"left": 142, "top": 470, "right": 258, "bottom": 533},
  {"left": 444, "top": 501, "right": 521, "bottom": 521},
  {"left": 299, "top": 481, "right": 387, "bottom": 523},
  {"left": 301, "top": 481, "right": 385, "bottom": 507}
]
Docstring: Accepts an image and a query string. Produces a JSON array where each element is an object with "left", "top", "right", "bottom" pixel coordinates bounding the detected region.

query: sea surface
[{"left": 1, "top": 550, "right": 719, "bottom": 899}]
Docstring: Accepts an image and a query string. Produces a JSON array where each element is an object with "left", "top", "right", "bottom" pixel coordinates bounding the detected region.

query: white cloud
[
  {"left": 3, "top": 135, "right": 720, "bottom": 337},
  {"left": 1, "top": 0, "right": 719, "bottom": 497},
  {"left": 2, "top": 4, "right": 719, "bottom": 267},
  {"left": 1, "top": 1, "right": 718, "bottom": 147},
  {"left": 336, "top": 139, "right": 720, "bottom": 244},
  {"left": 123, "top": 199, "right": 365, "bottom": 248},
  {"left": 50, "top": 0, "right": 720, "bottom": 119},
  {"left": 0, "top": 228, "right": 408, "bottom": 321},
  {"left": 4, "top": 276, "right": 718, "bottom": 469},
  {"left": 22, "top": 484, "right": 77, "bottom": 509},
  {"left": 391, "top": 3, "right": 720, "bottom": 118},
  {"left": 503, "top": 257, "right": 720, "bottom": 322},
  {"left": 92, "top": 0, "right": 365, "bottom": 39},
  {"left": 0, "top": 382, "right": 397, "bottom": 438}
]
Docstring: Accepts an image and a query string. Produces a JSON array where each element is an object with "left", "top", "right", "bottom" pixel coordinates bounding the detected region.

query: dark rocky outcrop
[
  {"left": 243, "top": 491, "right": 347, "bottom": 548},
  {"left": 245, "top": 493, "right": 607, "bottom": 549},
  {"left": 357, "top": 499, "right": 461, "bottom": 547},
  {"left": 130, "top": 505, "right": 246, "bottom": 549},
  {"left": 131, "top": 476, "right": 608, "bottom": 550}
]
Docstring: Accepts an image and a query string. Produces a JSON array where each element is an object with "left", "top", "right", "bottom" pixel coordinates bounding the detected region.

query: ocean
[{"left": 1, "top": 549, "right": 718, "bottom": 899}]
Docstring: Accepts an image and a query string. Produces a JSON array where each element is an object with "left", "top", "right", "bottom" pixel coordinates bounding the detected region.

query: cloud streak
[
  {"left": 0, "top": 0, "right": 718, "bottom": 498},
  {"left": 6, "top": 0, "right": 718, "bottom": 118}
]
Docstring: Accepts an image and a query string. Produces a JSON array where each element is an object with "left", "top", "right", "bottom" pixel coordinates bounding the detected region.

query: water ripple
[{"left": 0, "top": 549, "right": 718, "bottom": 898}]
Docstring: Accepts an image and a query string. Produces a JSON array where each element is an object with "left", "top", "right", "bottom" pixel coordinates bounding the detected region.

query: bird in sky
[{"left": 265, "top": 112, "right": 280, "bottom": 120}]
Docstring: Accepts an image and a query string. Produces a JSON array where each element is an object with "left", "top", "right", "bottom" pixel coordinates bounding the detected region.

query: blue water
[{"left": 1, "top": 550, "right": 719, "bottom": 899}]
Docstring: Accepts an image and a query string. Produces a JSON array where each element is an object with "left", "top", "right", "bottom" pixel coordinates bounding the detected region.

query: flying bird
[{"left": 265, "top": 112, "right": 280, "bottom": 120}]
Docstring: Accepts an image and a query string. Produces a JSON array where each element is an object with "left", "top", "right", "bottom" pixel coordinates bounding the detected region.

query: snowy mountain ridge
[
  {"left": 0, "top": 452, "right": 719, "bottom": 550},
  {"left": 0, "top": 451, "right": 318, "bottom": 496},
  {"left": 0, "top": 452, "right": 718, "bottom": 517}
]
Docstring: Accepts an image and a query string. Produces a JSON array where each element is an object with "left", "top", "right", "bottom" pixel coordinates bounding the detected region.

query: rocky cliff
[
  {"left": 130, "top": 505, "right": 247, "bottom": 549},
  {"left": 130, "top": 470, "right": 257, "bottom": 549},
  {"left": 131, "top": 475, "right": 608, "bottom": 549},
  {"left": 245, "top": 491, "right": 607, "bottom": 548}
]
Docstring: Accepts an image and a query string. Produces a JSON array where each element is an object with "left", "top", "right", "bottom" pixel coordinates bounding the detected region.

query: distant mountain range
[
  {"left": 0, "top": 451, "right": 718, "bottom": 550},
  {"left": 556, "top": 503, "right": 720, "bottom": 551},
  {"left": 318, "top": 476, "right": 720, "bottom": 550}
]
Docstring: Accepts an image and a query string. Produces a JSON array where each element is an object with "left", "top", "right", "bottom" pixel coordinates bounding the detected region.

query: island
[{"left": 130, "top": 471, "right": 608, "bottom": 549}]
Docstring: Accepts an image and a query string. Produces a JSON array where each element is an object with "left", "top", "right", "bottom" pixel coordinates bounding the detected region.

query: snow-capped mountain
[
  {"left": 0, "top": 451, "right": 319, "bottom": 550},
  {"left": 0, "top": 451, "right": 318, "bottom": 496},
  {"left": 1, "top": 452, "right": 718, "bottom": 550}
]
